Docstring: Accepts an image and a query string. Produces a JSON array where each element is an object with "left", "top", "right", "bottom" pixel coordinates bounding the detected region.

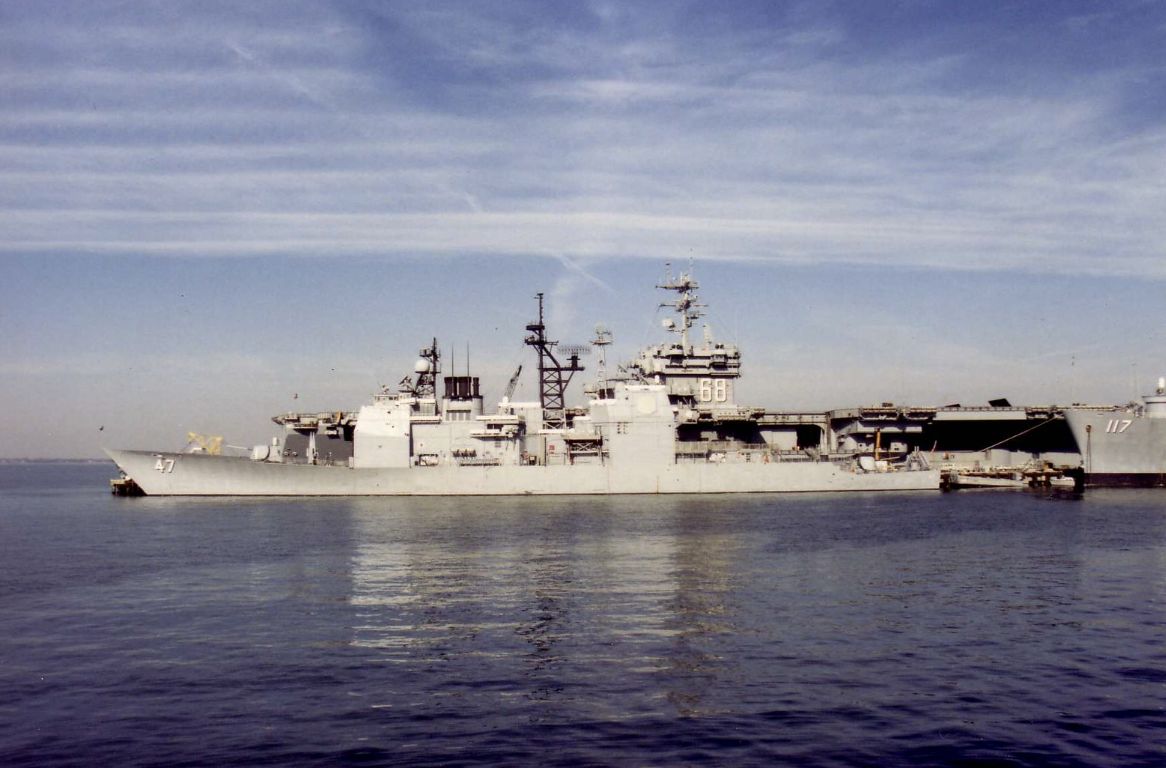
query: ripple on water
[{"left": 2, "top": 473, "right": 1165, "bottom": 765}]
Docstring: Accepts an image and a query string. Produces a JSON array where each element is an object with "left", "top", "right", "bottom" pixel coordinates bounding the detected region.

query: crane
[{"left": 502, "top": 364, "right": 523, "bottom": 403}]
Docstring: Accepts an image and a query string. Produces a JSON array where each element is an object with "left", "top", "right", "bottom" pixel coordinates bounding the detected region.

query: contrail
[{"left": 552, "top": 253, "right": 616, "bottom": 294}]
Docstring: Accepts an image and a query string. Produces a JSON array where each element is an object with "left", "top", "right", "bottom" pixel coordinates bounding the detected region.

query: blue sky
[{"left": 3, "top": 0, "right": 1165, "bottom": 458}]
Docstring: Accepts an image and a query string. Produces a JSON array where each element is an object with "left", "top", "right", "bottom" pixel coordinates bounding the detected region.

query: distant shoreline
[{"left": 0, "top": 458, "right": 110, "bottom": 465}]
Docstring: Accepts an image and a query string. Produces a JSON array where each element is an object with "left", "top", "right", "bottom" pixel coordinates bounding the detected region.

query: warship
[
  {"left": 106, "top": 268, "right": 941, "bottom": 496},
  {"left": 1062, "top": 379, "right": 1166, "bottom": 487}
]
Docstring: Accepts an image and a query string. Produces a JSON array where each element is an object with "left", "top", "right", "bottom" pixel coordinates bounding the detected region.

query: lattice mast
[{"left": 524, "top": 293, "right": 584, "bottom": 430}]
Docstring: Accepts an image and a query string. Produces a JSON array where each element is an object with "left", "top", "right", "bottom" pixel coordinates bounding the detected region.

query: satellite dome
[{"left": 414, "top": 359, "right": 431, "bottom": 373}]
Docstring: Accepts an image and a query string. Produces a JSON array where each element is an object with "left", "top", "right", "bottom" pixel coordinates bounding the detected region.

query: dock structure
[
  {"left": 110, "top": 473, "right": 144, "bottom": 496},
  {"left": 940, "top": 465, "right": 1084, "bottom": 492}
]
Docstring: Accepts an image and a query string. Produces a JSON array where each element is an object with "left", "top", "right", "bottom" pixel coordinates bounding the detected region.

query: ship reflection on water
[{"left": 344, "top": 496, "right": 746, "bottom": 718}]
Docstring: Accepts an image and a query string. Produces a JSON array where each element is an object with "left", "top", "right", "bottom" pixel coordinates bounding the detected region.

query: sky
[{"left": 3, "top": 0, "right": 1166, "bottom": 458}]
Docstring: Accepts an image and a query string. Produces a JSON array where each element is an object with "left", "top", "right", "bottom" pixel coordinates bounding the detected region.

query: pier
[{"left": 941, "top": 466, "right": 1084, "bottom": 492}]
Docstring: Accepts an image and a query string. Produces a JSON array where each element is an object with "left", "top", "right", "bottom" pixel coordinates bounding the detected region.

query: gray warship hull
[
  {"left": 1063, "top": 408, "right": 1166, "bottom": 487},
  {"left": 106, "top": 448, "right": 940, "bottom": 496}
]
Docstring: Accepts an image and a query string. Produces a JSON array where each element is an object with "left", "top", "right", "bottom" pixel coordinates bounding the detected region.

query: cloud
[{"left": 2, "top": 1, "right": 1162, "bottom": 278}]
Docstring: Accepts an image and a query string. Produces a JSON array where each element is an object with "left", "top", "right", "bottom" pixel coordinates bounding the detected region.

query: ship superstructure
[
  {"left": 105, "top": 268, "right": 940, "bottom": 496},
  {"left": 631, "top": 268, "right": 742, "bottom": 409}
]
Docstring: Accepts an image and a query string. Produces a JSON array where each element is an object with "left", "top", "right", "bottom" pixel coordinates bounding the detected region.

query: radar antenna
[
  {"left": 413, "top": 338, "right": 440, "bottom": 397},
  {"left": 591, "top": 324, "right": 613, "bottom": 387},
  {"left": 657, "top": 261, "right": 706, "bottom": 349},
  {"left": 524, "top": 293, "right": 584, "bottom": 429}
]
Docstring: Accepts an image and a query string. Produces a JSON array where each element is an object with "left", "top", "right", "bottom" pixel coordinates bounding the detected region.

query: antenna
[
  {"left": 657, "top": 262, "right": 705, "bottom": 349},
  {"left": 592, "top": 324, "right": 613, "bottom": 387}
]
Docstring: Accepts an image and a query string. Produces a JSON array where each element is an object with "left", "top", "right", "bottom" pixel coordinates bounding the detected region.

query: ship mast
[
  {"left": 591, "top": 324, "right": 613, "bottom": 391},
  {"left": 657, "top": 262, "right": 705, "bottom": 350},
  {"left": 414, "top": 338, "right": 440, "bottom": 398},
  {"left": 524, "top": 293, "right": 584, "bottom": 430}
]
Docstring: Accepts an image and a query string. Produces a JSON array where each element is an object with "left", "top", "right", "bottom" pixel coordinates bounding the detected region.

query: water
[{"left": 2, "top": 464, "right": 1164, "bottom": 766}]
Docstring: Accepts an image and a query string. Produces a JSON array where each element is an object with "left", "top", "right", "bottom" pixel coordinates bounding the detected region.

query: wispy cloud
[{"left": 2, "top": 1, "right": 1163, "bottom": 278}]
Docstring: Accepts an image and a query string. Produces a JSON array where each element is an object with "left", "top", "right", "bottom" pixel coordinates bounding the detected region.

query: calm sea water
[{"left": 1, "top": 463, "right": 1164, "bottom": 767}]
